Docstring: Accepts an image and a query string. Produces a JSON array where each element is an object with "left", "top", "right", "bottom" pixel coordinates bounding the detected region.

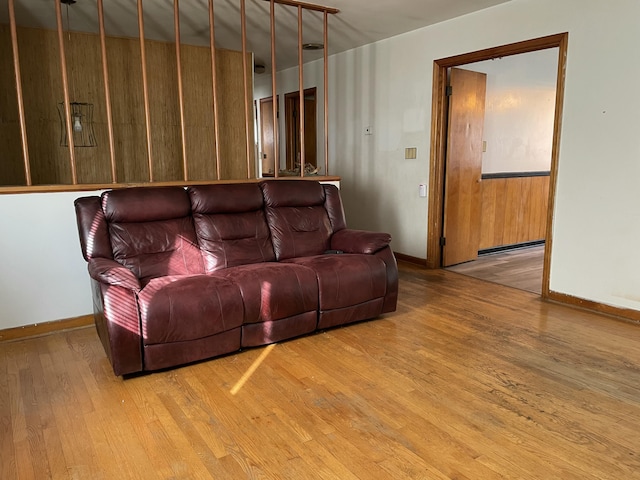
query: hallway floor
[{"left": 446, "top": 245, "right": 544, "bottom": 294}]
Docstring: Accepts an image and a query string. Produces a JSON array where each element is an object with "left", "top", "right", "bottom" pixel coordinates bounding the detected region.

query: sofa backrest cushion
[
  {"left": 102, "top": 187, "right": 204, "bottom": 284},
  {"left": 188, "top": 184, "right": 276, "bottom": 271},
  {"left": 261, "top": 180, "right": 333, "bottom": 260}
]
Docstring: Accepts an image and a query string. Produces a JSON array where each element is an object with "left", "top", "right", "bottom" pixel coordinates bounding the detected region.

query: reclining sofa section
[{"left": 75, "top": 180, "right": 398, "bottom": 376}]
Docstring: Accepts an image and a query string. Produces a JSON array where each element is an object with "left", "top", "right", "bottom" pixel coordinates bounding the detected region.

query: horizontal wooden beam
[
  {"left": 262, "top": 0, "right": 339, "bottom": 14},
  {"left": 0, "top": 176, "right": 342, "bottom": 195}
]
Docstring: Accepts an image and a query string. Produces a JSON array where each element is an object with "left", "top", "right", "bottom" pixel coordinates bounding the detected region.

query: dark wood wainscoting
[{"left": 479, "top": 173, "right": 549, "bottom": 250}]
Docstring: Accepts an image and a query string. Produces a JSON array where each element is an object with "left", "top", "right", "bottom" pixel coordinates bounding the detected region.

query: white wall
[
  {"left": 0, "top": 191, "right": 94, "bottom": 329},
  {"left": 465, "top": 49, "right": 558, "bottom": 174},
  {"left": 4, "top": 0, "right": 640, "bottom": 329},
  {"left": 261, "top": 0, "right": 640, "bottom": 312}
]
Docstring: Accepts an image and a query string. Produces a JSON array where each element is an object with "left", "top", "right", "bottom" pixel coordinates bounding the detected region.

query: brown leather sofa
[{"left": 75, "top": 180, "right": 398, "bottom": 376}]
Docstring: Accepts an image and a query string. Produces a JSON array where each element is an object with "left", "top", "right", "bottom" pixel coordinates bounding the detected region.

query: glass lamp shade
[{"left": 57, "top": 102, "right": 97, "bottom": 147}]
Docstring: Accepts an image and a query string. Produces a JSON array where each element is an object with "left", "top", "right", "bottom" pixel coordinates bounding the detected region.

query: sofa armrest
[
  {"left": 330, "top": 229, "right": 391, "bottom": 255},
  {"left": 90, "top": 278, "right": 143, "bottom": 376},
  {"left": 88, "top": 258, "right": 141, "bottom": 292}
]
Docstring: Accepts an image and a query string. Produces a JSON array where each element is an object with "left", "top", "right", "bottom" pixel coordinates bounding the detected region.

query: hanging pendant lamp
[{"left": 57, "top": 101, "right": 97, "bottom": 147}]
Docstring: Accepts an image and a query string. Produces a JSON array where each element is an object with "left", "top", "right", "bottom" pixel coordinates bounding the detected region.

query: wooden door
[
  {"left": 303, "top": 92, "right": 317, "bottom": 168},
  {"left": 259, "top": 97, "right": 278, "bottom": 175},
  {"left": 442, "top": 68, "right": 487, "bottom": 267}
]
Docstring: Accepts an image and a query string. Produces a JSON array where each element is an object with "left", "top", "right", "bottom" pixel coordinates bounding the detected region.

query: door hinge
[
  {"left": 440, "top": 237, "right": 446, "bottom": 246},
  {"left": 445, "top": 85, "right": 453, "bottom": 96}
]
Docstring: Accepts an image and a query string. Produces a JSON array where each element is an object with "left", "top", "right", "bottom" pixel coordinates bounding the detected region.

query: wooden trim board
[
  {"left": 548, "top": 291, "right": 640, "bottom": 324},
  {"left": 394, "top": 252, "right": 427, "bottom": 267},
  {"left": 0, "top": 176, "right": 342, "bottom": 195},
  {"left": 0, "top": 314, "right": 93, "bottom": 343}
]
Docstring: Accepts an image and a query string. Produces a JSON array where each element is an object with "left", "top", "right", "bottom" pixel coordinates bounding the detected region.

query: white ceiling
[{"left": 2, "top": 0, "right": 512, "bottom": 72}]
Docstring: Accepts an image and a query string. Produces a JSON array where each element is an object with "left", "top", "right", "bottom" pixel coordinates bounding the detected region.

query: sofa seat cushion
[
  {"left": 212, "top": 263, "right": 318, "bottom": 324},
  {"left": 284, "top": 254, "right": 387, "bottom": 311},
  {"left": 139, "top": 275, "right": 244, "bottom": 345}
]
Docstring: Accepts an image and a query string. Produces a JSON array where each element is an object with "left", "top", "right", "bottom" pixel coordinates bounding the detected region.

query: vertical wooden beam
[
  {"left": 270, "top": 0, "right": 279, "bottom": 178},
  {"left": 97, "top": 0, "right": 117, "bottom": 183},
  {"left": 137, "top": 0, "right": 154, "bottom": 182},
  {"left": 240, "top": 0, "right": 251, "bottom": 179},
  {"left": 323, "top": 10, "right": 328, "bottom": 176},
  {"left": 297, "top": 5, "right": 305, "bottom": 176},
  {"left": 55, "top": 0, "right": 77, "bottom": 184},
  {"left": 174, "top": 0, "right": 188, "bottom": 180},
  {"left": 7, "top": 0, "right": 31, "bottom": 185},
  {"left": 208, "top": 0, "right": 222, "bottom": 180}
]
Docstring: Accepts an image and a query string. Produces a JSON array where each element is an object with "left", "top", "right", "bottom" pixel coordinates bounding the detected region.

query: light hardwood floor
[
  {"left": 446, "top": 245, "right": 544, "bottom": 294},
  {"left": 2, "top": 262, "right": 640, "bottom": 479}
]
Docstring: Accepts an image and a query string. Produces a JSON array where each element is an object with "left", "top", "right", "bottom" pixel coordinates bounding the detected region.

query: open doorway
[
  {"left": 285, "top": 87, "right": 317, "bottom": 170},
  {"left": 443, "top": 51, "right": 557, "bottom": 295},
  {"left": 257, "top": 87, "right": 318, "bottom": 177},
  {"left": 427, "top": 33, "right": 568, "bottom": 298}
]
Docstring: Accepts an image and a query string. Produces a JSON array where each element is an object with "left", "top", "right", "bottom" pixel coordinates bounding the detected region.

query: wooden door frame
[{"left": 426, "top": 33, "right": 568, "bottom": 299}]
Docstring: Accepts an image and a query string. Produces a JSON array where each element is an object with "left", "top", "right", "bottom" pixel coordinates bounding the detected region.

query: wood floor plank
[
  {"left": 287, "top": 336, "right": 493, "bottom": 478},
  {"left": 37, "top": 340, "right": 79, "bottom": 480},
  {"left": 2, "top": 263, "right": 640, "bottom": 479},
  {"left": 0, "top": 343, "right": 18, "bottom": 480}
]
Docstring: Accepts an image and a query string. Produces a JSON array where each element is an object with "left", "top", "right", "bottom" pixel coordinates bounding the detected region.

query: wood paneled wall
[
  {"left": 0, "top": 24, "right": 254, "bottom": 187},
  {"left": 479, "top": 175, "right": 549, "bottom": 250},
  {"left": 0, "top": 24, "right": 24, "bottom": 186},
  {"left": 215, "top": 48, "right": 256, "bottom": 180},
  {"left": 105, "top": 34, "right": 147, "bottom": 183}
]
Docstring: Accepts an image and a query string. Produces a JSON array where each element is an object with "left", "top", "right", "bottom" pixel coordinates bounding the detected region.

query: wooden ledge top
[{"left": 0, "top": 176, "right": 341, "bottom": 195}]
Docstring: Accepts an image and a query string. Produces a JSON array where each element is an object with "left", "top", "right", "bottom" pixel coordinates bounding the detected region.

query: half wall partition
[{"left": 0, "top": 0, "right": 338, "bottom": 191}]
